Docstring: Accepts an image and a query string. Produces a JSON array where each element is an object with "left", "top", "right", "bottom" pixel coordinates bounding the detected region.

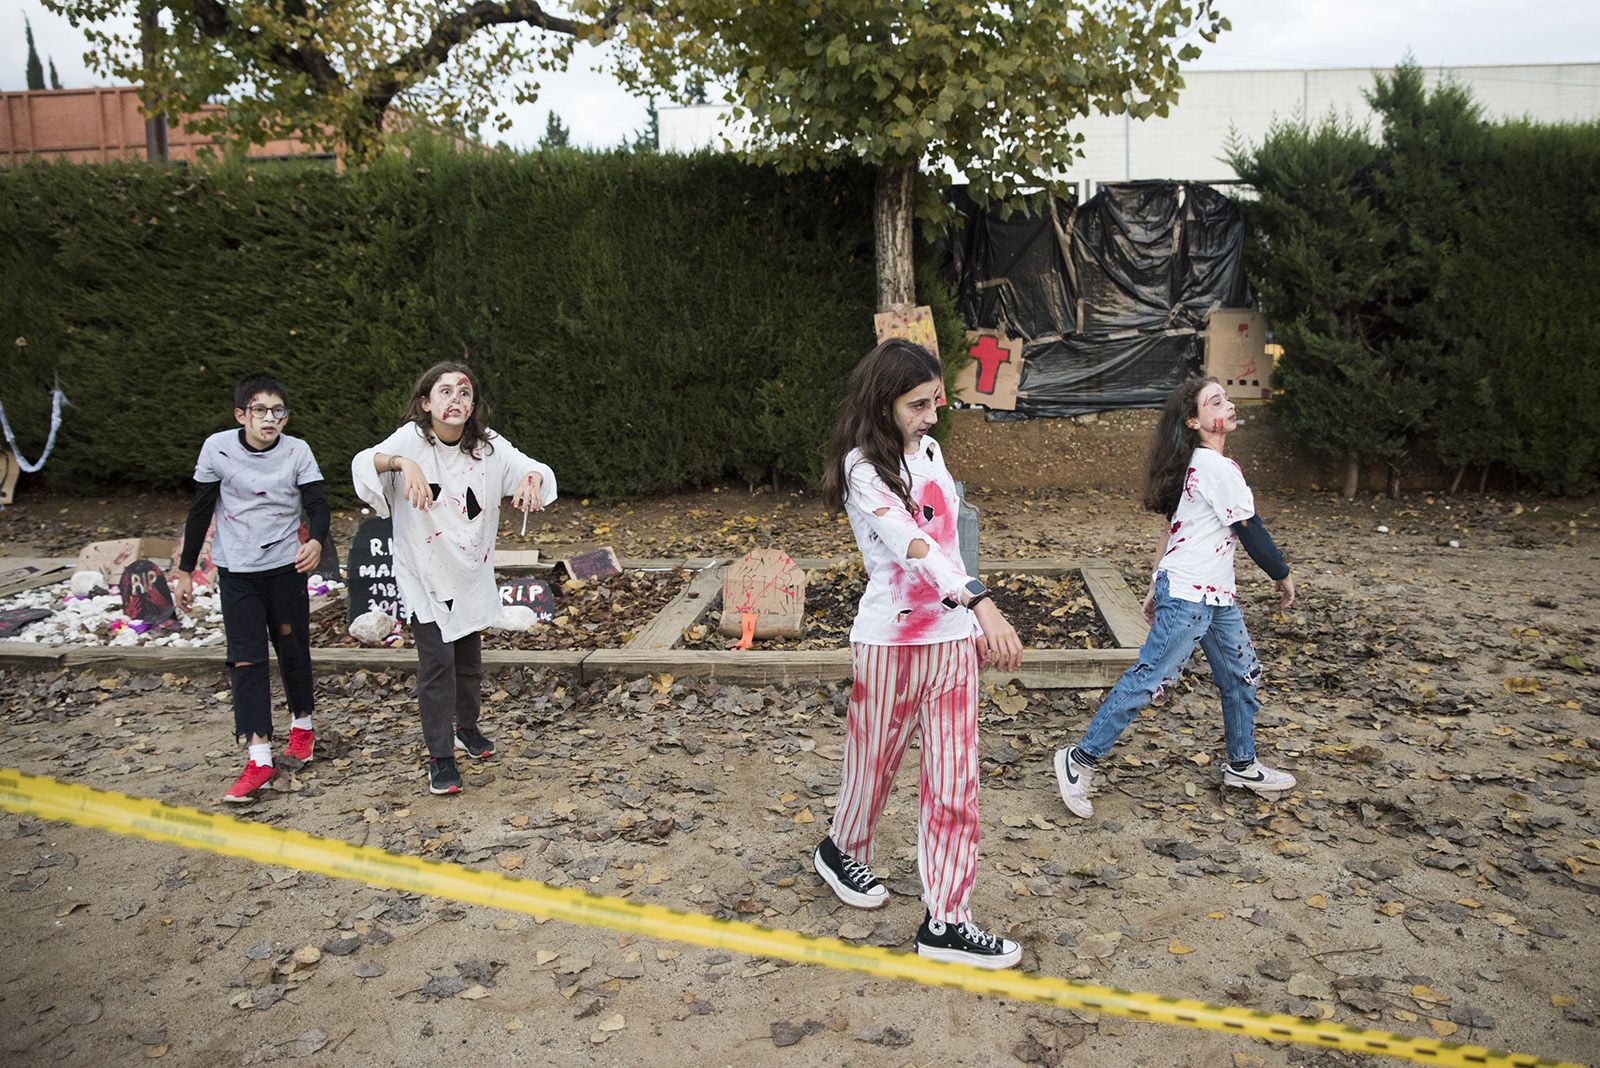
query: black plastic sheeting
[{"left": 948, "top": 181, "right": 1252, "bottom": 418}]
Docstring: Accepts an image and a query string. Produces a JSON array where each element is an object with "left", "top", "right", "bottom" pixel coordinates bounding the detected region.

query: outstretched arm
[{"left": 1232, "top": 515, "right": 1295, "bottom": 609}]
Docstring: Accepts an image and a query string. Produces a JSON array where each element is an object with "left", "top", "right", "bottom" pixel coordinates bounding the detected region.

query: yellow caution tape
[{"left": 0, "top": 767, "right": 1581, "bottom": 1068}]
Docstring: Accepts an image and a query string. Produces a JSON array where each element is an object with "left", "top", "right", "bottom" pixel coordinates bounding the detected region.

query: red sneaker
[
  {"left": 283, "top": 727, "right": 315, "bottom": 767},
  {"left": 223, "top": 761, "right": 276, "bottom": 803}
]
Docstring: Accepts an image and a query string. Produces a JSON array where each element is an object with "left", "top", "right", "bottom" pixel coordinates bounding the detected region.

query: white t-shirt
[
  {"left": 193, "top": 430, "right": 323, "bottom": 572},
  {"left": 843, "top": 439, "right": 979, "bottom": 646},
  {"left": 1160, "top": 446, "right": 1255, "bottom": 605},
  {"left": 352, "top": 424, "right": 556, "bottom": 643}
]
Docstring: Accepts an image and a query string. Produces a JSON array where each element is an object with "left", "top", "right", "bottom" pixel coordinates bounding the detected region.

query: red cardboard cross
[{"left": 967, "top": 334, "right": 1012, "bottom": 394}]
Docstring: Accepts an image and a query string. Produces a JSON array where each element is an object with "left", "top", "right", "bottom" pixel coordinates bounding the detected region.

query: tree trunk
[
  {"left": 873, "top": 163, "right": 917, "bottom": 312},
  {"left": 1386, "top": 465, "right": 1401, "bottom": 499},
  {"left": 139, "top": 4, "right": 168, "bottom": 162},
  {"left": 1477, "top": 465, "right": 1489, "bottom": 494},
  {"left": 1342, "top": 454, "right": 1360, "bottom": 498},
  {"left": 1449, "top": 464, "right": 1467, "bottom": 495}
]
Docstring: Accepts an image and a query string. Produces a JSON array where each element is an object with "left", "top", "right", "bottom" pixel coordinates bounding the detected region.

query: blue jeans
[{"left": 1077, "top": 572, "right": 1262, "bottom": 766}]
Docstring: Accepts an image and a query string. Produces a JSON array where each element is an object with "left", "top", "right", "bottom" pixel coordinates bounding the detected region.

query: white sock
[
  {"left": 290, "top": 716, "right": 313, "bottom": 731},
  {"left": 249, "top": 742, "right": 273, "bottom": 768}
]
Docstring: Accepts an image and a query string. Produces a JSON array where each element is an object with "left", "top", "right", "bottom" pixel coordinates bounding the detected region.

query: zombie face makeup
[
  {"left": 422, "top": 374, "right": 474, "bottom": 441},
  {"left": 235, "top": 392, "right": 288, "bottom": 450},
  {"left": 892, "top": 377, "right": 944, "bottom": 451},
  {"left": 1189, "top": 382, "right": 1237, "bottom": 440}
]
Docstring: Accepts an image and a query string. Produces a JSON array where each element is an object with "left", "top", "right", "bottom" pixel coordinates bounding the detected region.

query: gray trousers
[{"left": 410, "top": 619, "right": 483, "bottom": 759}]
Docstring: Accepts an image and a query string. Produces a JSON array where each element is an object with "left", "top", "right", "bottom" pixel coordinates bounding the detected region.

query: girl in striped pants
[{"left": 812, "top": 339, "right": 1024, "bottom": 969}]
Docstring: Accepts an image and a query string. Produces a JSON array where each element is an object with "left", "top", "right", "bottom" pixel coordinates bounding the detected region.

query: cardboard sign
[
  {"left": 298, "top": 520, "right": 342, "bottom": 578},
  {"left": 498, "top": 576, "right": 556, "bottom": 623},
  {"left": 0, "top": 448, "right": 19, "bottom": 506},
  {"left": 172, "top": 520, "right": 218, "bottom": 585},
  {"left": 563, "top": 547, "right": 622, "bottom": 582},
  {"left": 1203, "top": 309, "right": 1273, "bottom": 399},
  {"left": 77, "top": 537, "right": 176, "bottom": 588},
  {"left": 119, "top": 560, "right": 176, "bottom": 625},
  {"left": 0, "top": 607, "right": 51, "bottom": 638},
  {"left": 873, "top": 304, "right": 940, "bottom": 359},
  {"left": 954, "top": 330, "right": 1023, "bottom": 410},
  {"left": 346, "top": 517, "right": 408, "bottom": 626},
  {"left": 717, "top": 549, "right": 806, "bottom": 639}
]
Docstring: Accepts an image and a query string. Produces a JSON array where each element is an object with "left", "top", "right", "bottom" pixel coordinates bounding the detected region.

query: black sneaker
[
  {"left": 812, "top": 836, "right": 888, "bottom": 909},
  {"left": 915, "top": 912, "right": 1021, "bottom": 969},
  {"left": 427, "top": 756, "right": 463, "bottom": 795},
  {"left": 454, "top": 725, "right": 495, "bottom": 759}
]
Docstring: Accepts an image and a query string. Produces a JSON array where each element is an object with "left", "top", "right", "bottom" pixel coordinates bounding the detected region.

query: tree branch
[{"left": 187, "top": 0, "right": 343, "bottom": 91}]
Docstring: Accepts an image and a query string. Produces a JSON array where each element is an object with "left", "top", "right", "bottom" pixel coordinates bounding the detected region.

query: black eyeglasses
[{"left": 247, "top": 405, "right": 288, "bottom": 420}]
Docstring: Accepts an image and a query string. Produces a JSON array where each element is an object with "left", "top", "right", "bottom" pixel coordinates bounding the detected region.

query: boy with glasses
[{"left": 175, "top": 373, "right": 330, "bottom": 802}]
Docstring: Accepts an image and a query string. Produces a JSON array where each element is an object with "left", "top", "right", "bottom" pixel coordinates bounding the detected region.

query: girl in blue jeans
[{"left": 1056, "top": 376, "right": 1297, "bottom": 818}]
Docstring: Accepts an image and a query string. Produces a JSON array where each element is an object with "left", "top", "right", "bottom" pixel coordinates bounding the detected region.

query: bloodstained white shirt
[
  {"left": 352, "top": 424, "right": 555, "bottom": 642},
  {"left": 1159, "top": 446, "right": 1256, "bottom": 605},
  {"left": 843, "top": 439, "right": 979, "bottom": 646}
]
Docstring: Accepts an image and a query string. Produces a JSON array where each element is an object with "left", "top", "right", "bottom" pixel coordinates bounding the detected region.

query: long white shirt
[
  {"left": 843, "top": 439, "right": 979, "bottom": 646},
  {"left": 352, "top": 424, "right": 556, "bottom": 642},
  {"left": 1160, "top": 446, "right": 1255, "bottom": 605}
]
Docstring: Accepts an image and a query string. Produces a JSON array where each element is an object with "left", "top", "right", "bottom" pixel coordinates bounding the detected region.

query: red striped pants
[{"left": 829, "top": 638, "right": 980, "bottom": 923}]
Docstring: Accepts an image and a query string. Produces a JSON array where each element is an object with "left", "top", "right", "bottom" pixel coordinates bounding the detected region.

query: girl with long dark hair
[
  {"left": 1055, "top": 376, "right": 1297, "bottom": 819},
  {"left": 353, "top": 362, "right": 556, "bottom": 795},
  {"left": 813, "top": 339, "right": 1024, "bottom": 969}
]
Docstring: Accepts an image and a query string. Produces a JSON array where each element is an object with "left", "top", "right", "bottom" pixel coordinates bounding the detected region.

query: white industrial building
[{"left": 660, "top": 63, "right": 1600, "bottom": 196}]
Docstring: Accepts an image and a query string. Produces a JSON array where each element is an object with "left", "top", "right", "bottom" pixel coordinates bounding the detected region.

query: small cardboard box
[
  {"left": 1203, "top": 309, "right": 1273, "bottom": 399},
  {"left": 77, "top": 537, "right": 177, "bottom": 588}
]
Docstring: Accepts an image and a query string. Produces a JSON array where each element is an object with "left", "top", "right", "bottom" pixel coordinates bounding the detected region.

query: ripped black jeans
[
  {"left": 1076, "top": 572, "right": 1262, "bottom": 765},
  {"left": 219, "top": 565, "right": 314, "bottom": 743}
]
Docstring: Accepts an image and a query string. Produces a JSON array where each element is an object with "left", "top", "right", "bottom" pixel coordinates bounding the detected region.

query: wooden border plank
[
  {"left": 582, "top": 647, "right": 1134, "bottom": 689},
  {"left": 1080, "top": 561, "right": 1149, "bottom": 649},
  {"left": 624, "top": 564, "right": 723, "bottom": 651}
]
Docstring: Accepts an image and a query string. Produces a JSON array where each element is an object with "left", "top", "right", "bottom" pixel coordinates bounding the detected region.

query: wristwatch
[{"left": 943, "top": 578, "right": 988, "bottom": 610}]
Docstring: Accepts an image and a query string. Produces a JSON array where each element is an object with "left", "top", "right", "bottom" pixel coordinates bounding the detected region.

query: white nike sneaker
[
  {"left": 1054, "top": 746, "right": 1094, "bottom": 818},
  {"left": 1223, "top": 760, "right": 1297, "bottom": 795}
]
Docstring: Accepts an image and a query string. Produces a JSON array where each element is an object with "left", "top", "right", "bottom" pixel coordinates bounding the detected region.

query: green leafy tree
[
  {"left": 601, "top": 0, "right": 1225, "bottom": 310},
  {"left": 25, "top": 16, "right": 46, "bottom": 90},
  {"left": 49, "top": 58, "right": 63, "bottom": 89},
  {"left": 43, "top": 0, "right": 622, "bottom": 159},
  {"left": 541, "top": 110, "right": 570, "bottom": 148}
]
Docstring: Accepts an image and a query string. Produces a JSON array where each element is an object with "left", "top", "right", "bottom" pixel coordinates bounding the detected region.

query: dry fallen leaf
[
  {"left": 1305, "top": 894, "right": 1327, "bottom": 910},
  {"left": 1168, "top": 938, "right": 1194, "bottom": 955},
  {"left": 1428, "top": 1018, "right": 1458, "bottom": 1037}
]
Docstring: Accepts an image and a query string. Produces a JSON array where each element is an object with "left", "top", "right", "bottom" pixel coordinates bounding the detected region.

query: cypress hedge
[{"left": 2, "top": 146, "right": 959, "bottom": 497}]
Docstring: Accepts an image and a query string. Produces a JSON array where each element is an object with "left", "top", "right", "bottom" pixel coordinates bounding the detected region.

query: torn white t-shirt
[{"left": 352, "top": 424, "right": 556, "bottom": 642}]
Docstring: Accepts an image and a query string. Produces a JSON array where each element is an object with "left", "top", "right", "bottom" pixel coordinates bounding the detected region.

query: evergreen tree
[
  {"left": 631, "top": 98, "right": 659, "bottom": 152},
  {"left": 49, "top": 58, "right": 62, "bottom": 89},
  {"left": 1229, "top": 118, "right": 1409, "bottom": 496},
  {"left": 540, "top": 111, "right": 570, "bottom": 149},
  {"left": 25, "top": 16, "right": 45, "bottom": 90}
]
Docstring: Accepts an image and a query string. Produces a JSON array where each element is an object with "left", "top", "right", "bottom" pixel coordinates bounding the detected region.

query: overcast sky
[{"left": 6, "top": 1, "right": 1596, "bottom": 150}]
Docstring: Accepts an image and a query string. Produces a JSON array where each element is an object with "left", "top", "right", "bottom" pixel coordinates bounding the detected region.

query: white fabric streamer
[{"left": 0, "top": 382, "right": 70, "bottom": 474}]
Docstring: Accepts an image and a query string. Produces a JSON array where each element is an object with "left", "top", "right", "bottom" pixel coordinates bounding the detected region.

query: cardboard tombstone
[
  {"left": 119, "top": 560, "right": 176, "bottom": 624},
  {"left": 873, "top": 304, "right": 940, "bottom": 359},
  {"left": 298, "top": 519, "right": 342, "bottom": 578},
  {"left": 562, "top": 547, "right": 622, "bottom": 582},
  {"left": 78, "top": 537, "right": 176, "bottom": 589},
  {"left": 498, "top": 575, "right": 556, "bottom": 623},
  {"left": 718, "top": 549, "right": 806, "bottom": 640},
  {"left": 0, "top": 448, "right": 19, "bottom": 506},
  {"left": 172, "top": 519, "right": 218, "bottom": 586},
  {"left": 0, "top": 607, "right": 52, "bottom": 638},
  {"left": 954, "top": 330, "right": 1023, "bottom": 410},
  {"left": 346, "top": 516, "right": 407, "bottom": 626},
  {"left": 1203, "top": 309, "right": 1273, "bottom": 399}
]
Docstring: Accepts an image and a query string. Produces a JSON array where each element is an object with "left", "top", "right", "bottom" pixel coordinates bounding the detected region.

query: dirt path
[{"left": 1, "top": 487, "right": 1597, "bottom": 1067}]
